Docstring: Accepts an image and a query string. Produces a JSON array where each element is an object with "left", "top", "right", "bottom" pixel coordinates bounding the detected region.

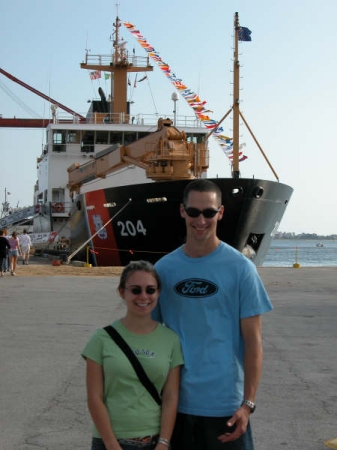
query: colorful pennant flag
[
  {"left": 89, "top": 70, "right": 102, "bottom": 80},
  {"left": 124, "top": 21, "right": 248, "bottom": 164}
]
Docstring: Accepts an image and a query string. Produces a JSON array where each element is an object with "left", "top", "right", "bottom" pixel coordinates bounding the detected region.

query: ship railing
[
  {"left": 86, "top": 112, "right": 204, "bottom": 128},
  {"left": 82, "top": 53, "right": 152, "bottom": 69},
  {"left": 50, "top": 201, "right": 72, "bottom": 217},
  {"left": 47, "top": 111, "right": 205, "bottom": 129}
]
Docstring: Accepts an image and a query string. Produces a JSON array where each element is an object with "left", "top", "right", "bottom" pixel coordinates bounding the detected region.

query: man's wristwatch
[{"left": 241, "top": 399, "right": 256, "bottom": 413}]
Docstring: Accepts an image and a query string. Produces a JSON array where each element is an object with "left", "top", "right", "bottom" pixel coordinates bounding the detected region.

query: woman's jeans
[{"left": 2, "top": 252, "right": 9, "bottom": 271}]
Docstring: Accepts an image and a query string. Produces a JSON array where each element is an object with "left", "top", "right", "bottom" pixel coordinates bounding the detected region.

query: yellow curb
[{"left": 325, "top": 438, "right": 337, "bottom": 449}]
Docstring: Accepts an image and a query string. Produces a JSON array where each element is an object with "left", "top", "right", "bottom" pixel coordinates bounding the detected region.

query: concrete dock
[{"left": 0, "top": 267, "right": 336, "bottom": 449}]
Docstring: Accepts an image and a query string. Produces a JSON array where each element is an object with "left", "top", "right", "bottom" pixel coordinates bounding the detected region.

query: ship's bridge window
[
  {"left": 124, "top": 131, "right": 137, "bottom": 145},
  {"left": 53, "top": 131, "right": 66, "bottom": 144},
  {"left": 186, "top": 133, "right": 206, "bottom": 144},
  {"left": 81, "top": 131, "right": 94, "bottom": 153},
  {"left": 53, "top": 130, "right": 66, "bottom": 152},
  {"left": 138, "top": 132, "right": 151, "bottom": 140},
  {"left": 67, "top": 130, "right": 81, "bottom": 143},
  {"left": 111, "top": 131, "right": 123, "bottom": 145},
  {"left": 95, "top": 131, "right": 109, "bottom": 145}
]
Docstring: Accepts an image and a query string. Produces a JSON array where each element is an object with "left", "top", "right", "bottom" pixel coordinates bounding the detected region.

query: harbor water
[{"left": 263, "top": 239, "right": 337, "bottom": 267}]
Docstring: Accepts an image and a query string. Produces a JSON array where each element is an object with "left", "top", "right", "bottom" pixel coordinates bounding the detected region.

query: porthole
[
  {"left": 253, "top": 186, "right": 264, "bottom": 199},
  {"left": 231, "top": 187, "right": 244, "bottom": 198}
]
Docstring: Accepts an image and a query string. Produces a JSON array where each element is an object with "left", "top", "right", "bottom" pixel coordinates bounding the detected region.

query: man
[
  {"left": 153, "top": 179, "right": 272, "bottom": 450},
  {"left": 0, "top": 230, "right": 11, "bottom": 276},
  {"left": 2, "top": 229, "right": 10, "bottom": 272},
  {"left": 19, "top": 229, "right": 32, "bottom": 265}
]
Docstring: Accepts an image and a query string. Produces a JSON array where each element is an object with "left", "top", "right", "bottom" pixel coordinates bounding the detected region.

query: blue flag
[{"left": 238, "top": 27, "right": 252, "bottom": 41}]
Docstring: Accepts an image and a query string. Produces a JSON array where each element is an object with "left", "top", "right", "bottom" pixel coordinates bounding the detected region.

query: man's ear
[
  {"left": 180, "top": 203, "right": 185, "bottom": 219},
  {"left": 218, "top": 205, "right": 225, "bottom": 220}
]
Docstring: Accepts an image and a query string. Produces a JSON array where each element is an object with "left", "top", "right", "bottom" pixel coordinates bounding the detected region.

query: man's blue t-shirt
[{"left": 153, "top": 242, "right": 272, "bottom": 417}]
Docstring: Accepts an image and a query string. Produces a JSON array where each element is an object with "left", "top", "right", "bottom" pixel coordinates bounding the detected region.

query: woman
[
  {"left": 8, "top": 231, "right": 22, "bottom": 276},
  {"left": 82, "top": 260, "right": 183, "bottom": 450}
]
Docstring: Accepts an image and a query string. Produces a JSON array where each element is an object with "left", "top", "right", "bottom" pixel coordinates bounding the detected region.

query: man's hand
[{"left": 217, "top": 406, "right": 250, "bottom": 443}]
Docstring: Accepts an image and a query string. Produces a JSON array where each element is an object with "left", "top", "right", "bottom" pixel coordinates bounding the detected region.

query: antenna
[
  {"left": 115, "top": 1, "right": 120, "bottom": 16},
  {"left": 85, "top": 31, "right": 91, "bottom": 54}
]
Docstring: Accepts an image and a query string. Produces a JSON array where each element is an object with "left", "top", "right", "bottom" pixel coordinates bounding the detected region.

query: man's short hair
[{"left": 183, "top": 179, "right": 222, "bottom": 206}]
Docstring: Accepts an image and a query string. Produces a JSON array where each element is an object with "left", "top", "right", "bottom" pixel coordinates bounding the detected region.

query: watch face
[{"left": 243, "top": 400, "right": 256, "bottom": 412}]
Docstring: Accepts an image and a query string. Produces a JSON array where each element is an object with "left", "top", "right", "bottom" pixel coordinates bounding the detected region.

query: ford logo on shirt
[{"left": 174, "top": 279, "right": 218, "bottom": 297}]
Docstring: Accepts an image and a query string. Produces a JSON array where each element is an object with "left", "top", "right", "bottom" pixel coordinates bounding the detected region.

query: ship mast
[
  {"left": 80, "top": 17, "right": 153, "bottom": 120},
  {"left": 1, "top": 187, "right": 10, "bottom": 218},
  {"left": 197, "top": 12, "right": 280, "bottom": 181},
  {"left": 232, "top": 12, "right": 241, "bottom": 179}
]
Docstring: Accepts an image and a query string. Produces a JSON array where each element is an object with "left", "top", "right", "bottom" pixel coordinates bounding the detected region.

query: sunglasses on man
[{"left": 183, "top": 206, "right": 221, "bottom": 218}]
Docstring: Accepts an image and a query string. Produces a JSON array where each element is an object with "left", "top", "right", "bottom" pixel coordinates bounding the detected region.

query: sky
[{"left": 1, "top": 0, "right": 337, "bottom": 235}]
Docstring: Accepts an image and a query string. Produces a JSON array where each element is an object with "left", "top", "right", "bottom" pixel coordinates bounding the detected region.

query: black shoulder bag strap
[{"left": 103, "top": 325, "right": 162, "bottom": 406}]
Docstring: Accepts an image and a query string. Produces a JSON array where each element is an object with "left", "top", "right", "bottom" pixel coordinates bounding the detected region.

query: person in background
[
  {"left": 8, "top": 231, "right": 22, "bottom": 276},
  {"left": 2, "top": 229, "right": 10, "bottom": 272},
  {"left": 82, "top": 260, "right": 184, "bottom": 450},
  {"left": 19, "top": 229, "right": 32, "bottom": 265},
  {"left": 153, "top": 179, "right": 273, "bottom": 450},
  {"left": 0, "top": 230, "right": 10, "bottom": 276}
]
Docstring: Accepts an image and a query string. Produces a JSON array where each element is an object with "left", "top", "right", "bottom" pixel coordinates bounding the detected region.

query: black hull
[{"left": 69, "top": 178, "right": 293, "bottom": 267}]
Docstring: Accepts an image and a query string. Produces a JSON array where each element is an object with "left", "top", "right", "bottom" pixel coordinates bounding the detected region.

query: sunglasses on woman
[
  {"left": 183, "top": 206, "right": 221, "bottom": 218},
  {"left": 126, "top": 286, "right": 158, "bottom": 295}
]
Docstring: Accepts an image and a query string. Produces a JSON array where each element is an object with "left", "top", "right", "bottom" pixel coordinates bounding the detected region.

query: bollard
[
  {"left": 292, "top": 246, "right": 301, "bottom": 268},
  {"left": 84, "top": 245, "right": 92, "bottom": 268}
]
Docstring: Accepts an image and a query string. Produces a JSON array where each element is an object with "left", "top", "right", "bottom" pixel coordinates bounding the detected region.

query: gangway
[{"left": 0, "top": 205, "right": 40, "bottom": 228}]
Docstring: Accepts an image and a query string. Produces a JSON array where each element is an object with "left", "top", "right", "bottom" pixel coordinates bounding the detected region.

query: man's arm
[
  {"left": 242, "top": 314, "right": 263, "bottom": 403},
  {"left": 218, "top": 314, "right": 263, "bottom": 443}
]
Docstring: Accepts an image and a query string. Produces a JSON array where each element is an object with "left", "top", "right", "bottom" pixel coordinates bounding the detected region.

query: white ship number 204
[{"left": 117, "top": 220, "right": 147, "bottom": 237}]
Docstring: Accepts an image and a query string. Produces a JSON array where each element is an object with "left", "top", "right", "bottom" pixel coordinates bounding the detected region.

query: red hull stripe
[{"left": 85, "top": 190, "right": 122, "bottom": 266}]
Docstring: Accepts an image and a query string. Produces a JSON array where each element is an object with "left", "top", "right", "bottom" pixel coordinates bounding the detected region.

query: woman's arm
[
  {"left": 156, "top": 365, "right": 181, "bottom": 449},
  {"left": 86, "top": 358, "right": 122, "bottom": 450},
  {"left": 16, "top": 238, "right": 22, "bottom": 254}
]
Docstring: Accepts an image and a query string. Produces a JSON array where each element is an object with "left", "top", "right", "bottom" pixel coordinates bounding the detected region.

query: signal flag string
[{"left": 123, "top": 21, "right": 248, "bottom": 163}]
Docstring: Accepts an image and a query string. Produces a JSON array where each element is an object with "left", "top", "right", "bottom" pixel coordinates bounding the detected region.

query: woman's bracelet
[{"left": 158, "top": 437, "right": 170, "bottom": 447}]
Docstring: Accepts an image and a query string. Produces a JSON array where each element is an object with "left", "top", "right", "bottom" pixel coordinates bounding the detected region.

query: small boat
[{"left": 316, "top": 242, "right": 324, "bottom": 248}]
